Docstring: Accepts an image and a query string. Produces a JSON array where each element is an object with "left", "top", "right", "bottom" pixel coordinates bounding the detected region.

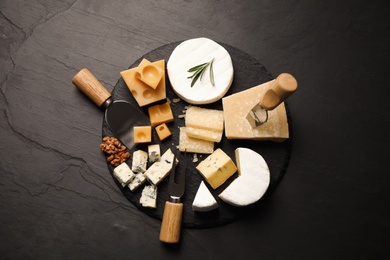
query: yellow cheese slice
[
  {"left": 196, "top": 148, "right": 237, "bottom": 189},
  {"left": 222, "top": 80, "right": 289, "bottom": 142},
  {"left": 185, "top": 106, "right": 224, "bottom": 132},
  {"left": 185, "top": 127, "right": 223, "bottom": 143},
  {"left": 178, "top": 127, "right": 214, "bottom": 154},
  {"left": 120, "top": 59, "right": 166, "bottom": 107}
]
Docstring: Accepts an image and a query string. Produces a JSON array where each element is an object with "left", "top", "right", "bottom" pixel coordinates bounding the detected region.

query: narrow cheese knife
[
  {"left": 72, "top": 68, "right": 150, "bottom": 149},
  {"left": 160, "top": 151, "right": 186, "bottom": 243},
  {"left": 246, "top": 73, "right": 298, "bottom": 128}
]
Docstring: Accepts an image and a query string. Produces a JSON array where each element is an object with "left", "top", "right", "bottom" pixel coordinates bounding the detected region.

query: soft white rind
[
  {"left": 192, "top": 181, "right": 218, "bottom": 212},
  {"left": 167, "top": 37, "right": 234, "bottom": 104},
  {"left": 218, "top": 148, "right": 270, "bottom": 206}
]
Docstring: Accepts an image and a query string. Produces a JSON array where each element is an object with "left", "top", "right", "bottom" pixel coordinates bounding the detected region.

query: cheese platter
[{"left": 97, "top": 38, "right": 293, "bottom": 228}]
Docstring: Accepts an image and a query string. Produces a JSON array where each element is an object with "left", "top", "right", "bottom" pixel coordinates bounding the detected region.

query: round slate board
[{"left": 102, "top": 41, "right": 292, "bottom": 228}]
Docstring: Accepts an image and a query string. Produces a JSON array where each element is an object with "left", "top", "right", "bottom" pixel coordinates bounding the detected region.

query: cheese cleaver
[
  {"left": 246, "top": 73, "right": 298, "bottom": 128},
  {"left": 72, "top": 68, "right": 150, "bottom": 149}
]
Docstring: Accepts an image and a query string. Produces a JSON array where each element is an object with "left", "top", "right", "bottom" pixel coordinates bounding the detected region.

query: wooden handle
[
  {"left": 159, "top": 201, "right": 183, "bottom": 243},
  {"left": 260, "top": 73, "right": 298, "bottom": 110},
  {"left": 72, "top": 68, "right": 111, "bottom": 107}
]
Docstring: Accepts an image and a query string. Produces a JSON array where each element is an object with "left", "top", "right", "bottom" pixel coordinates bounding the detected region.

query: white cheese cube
[
  {"left": 113, "top": 162, "right": 135, "bottom": 187},
  {"left": 148, "top": 144, "right": 161, "bottom": 163},
  {"left": 132, "top": 150, "right": 148, "bottom": 173},
  {"left": 144, "top": 148, "right": 176, "bottom": 186},
  {"left": 128, "top": 173, "right": 146, "bottom": 191},
  {"left": 140, "top": 185, "right": 157, "bottom": 208}
]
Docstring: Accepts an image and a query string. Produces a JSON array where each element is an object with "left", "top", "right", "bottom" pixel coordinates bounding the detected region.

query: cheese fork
[{"left": 159, "top": 151, "right": 186, "bottom": 243}]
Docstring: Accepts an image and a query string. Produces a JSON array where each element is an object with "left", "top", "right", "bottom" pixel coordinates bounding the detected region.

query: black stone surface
[
  {"left": 102, "top": 41, "right": 291, "bottom": 228},
  {"left": 1, "top": 1, "right": 389, "bottom": 259}
]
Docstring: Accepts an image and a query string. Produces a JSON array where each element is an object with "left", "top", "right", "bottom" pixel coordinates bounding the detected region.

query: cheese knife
[
  {"left": 72, "top": 68, "right": 150, "bottom": 149},
  {"left": 246, "top": 73, "right": 298, "bottom": 128},
  {"left": 160, "top": 151, "right": 186, "bottom": 243}
]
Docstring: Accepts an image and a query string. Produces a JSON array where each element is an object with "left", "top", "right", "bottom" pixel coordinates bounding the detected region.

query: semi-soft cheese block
[
  {"left": 178, "top": 127, "right": 214, "bottom": 154},
  {"left": 222, "top": 80, "right": 289, "bottom": 142},
  {"left": 196, "top": 148, "right": 237, "bottom": 189},
  {"left": 192, "top": 181, "right": 218, "bottom": 212},
  {"left": 113, "top": 162, "right": 135, "bottom": 187},
  {"left": 120, "top": 59, "right": 166, "bottom": 107},
  {"left": 148, "top": 102, "right": 174, "bottom": 127},
  {"left": 144, "top": 148, "right": 176, "bottom": 186},
  {"left": 155, "top": 123, "right": 172, "bottom": 141},
  {"left": 219, "top": 148, "right": 270, "bottom": 206},
  {"left": 167, "top": 38, "right": 234, "bottom": 104},
  {"left": 185, "top": 106, "right": 224, "bottom": 132},
  {"left": 134, "top": 126, "right": 152, "bottom": 144},
  {"left": 140, "top": 185, "right": 157, "bottom": 208},
  {"left": 132, "top": 150, "right": 148, "bottom": 173}
]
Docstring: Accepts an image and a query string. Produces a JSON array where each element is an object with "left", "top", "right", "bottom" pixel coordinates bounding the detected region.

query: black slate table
[{"left": 1, "top": 1, "right": 389, "bottom": 259}]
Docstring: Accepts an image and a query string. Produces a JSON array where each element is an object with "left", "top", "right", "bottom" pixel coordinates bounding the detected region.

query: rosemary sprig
[{"left": 187, "top": 58, "right": 215, "bottom": 87}]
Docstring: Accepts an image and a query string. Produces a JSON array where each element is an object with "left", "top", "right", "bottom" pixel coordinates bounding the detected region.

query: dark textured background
[{"left": 1, "top": 0, "right": 389, "bottom": 259}]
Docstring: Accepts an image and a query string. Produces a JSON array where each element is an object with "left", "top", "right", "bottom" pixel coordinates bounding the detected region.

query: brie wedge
[
  {"left": 192, "top": 181, "right": 218, "bottom": 212},
  {"left": 218, "top": 148, "right": 270, "bottom": 206}
]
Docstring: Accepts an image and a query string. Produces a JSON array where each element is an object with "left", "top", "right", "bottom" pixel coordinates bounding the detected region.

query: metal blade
[
  {"left": 105, "top": 101, "right": 150, "bottom": 149},
  {"left": 168, "top": 151, "right": 186, "bottom": 202},
  {"left": 246, "top": 103, "right": 269, "bottom": 128}
]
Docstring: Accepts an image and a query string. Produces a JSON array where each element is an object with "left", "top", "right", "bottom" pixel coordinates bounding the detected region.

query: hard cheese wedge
[
  {"left": 222, "top": 80, "right": 289, "bottom": 142},
  {"left": 120, "top": 59, "right": 166, "bottom": 107},
  {"left": 196, "top": 148, "right": 237, "bottom": 189},
  {"left": 219, "top": 148, "right": 270, "bottom": 206},
  {"left": 192, "top": 181, "right": 218, "bottom": 212}
]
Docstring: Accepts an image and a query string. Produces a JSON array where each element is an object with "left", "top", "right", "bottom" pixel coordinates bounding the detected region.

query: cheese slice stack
[
  {"left": 178, "top": 106, "right": 224, "bottom": 154},
  {"left": 222, "top": 80, "right": 289, "bottom": 142},
  {"left": 167, "top": 37, "right": 234, "bottom": 104},
  {"left": 192, "top": 181, "right": 218, "bottom": 212},
  {"left": 219, "top": 148, "right": 270, "bottom": 206}
]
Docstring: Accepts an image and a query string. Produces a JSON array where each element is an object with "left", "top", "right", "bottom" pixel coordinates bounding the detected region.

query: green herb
[{"left": 187, "top": 58, "right": 215, "bottom": 87}]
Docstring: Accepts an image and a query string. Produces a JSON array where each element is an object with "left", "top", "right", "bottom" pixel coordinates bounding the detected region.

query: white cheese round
[
  {"left": 167, "top": 38, "right": 234, "bottom": 104},
  {"left": 192, "top": 181, "right": 218, "bottom": 212},
  {"left": 218, "top": 148, "right": 270, "bottom": 207}
]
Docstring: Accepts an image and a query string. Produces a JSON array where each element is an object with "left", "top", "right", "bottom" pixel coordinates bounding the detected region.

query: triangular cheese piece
[{"left": 192, "top": 181, "right": 218, "bottom": 212}]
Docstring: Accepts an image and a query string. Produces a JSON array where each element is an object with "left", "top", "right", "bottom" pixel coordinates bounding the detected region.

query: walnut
[{"left": 100, "top": 136, "right": 130, "bottom": 167}]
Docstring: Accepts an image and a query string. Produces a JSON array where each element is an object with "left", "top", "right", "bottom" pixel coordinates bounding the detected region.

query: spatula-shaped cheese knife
[
  {"left": 160, "top": 151, "right": 186, "bottom": 243},
  {"left": 246, "top": 73, "right": 298, "bottom": 128},
  {"left": 72, "top": 68, "right": 150, "bottom": 149}
]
